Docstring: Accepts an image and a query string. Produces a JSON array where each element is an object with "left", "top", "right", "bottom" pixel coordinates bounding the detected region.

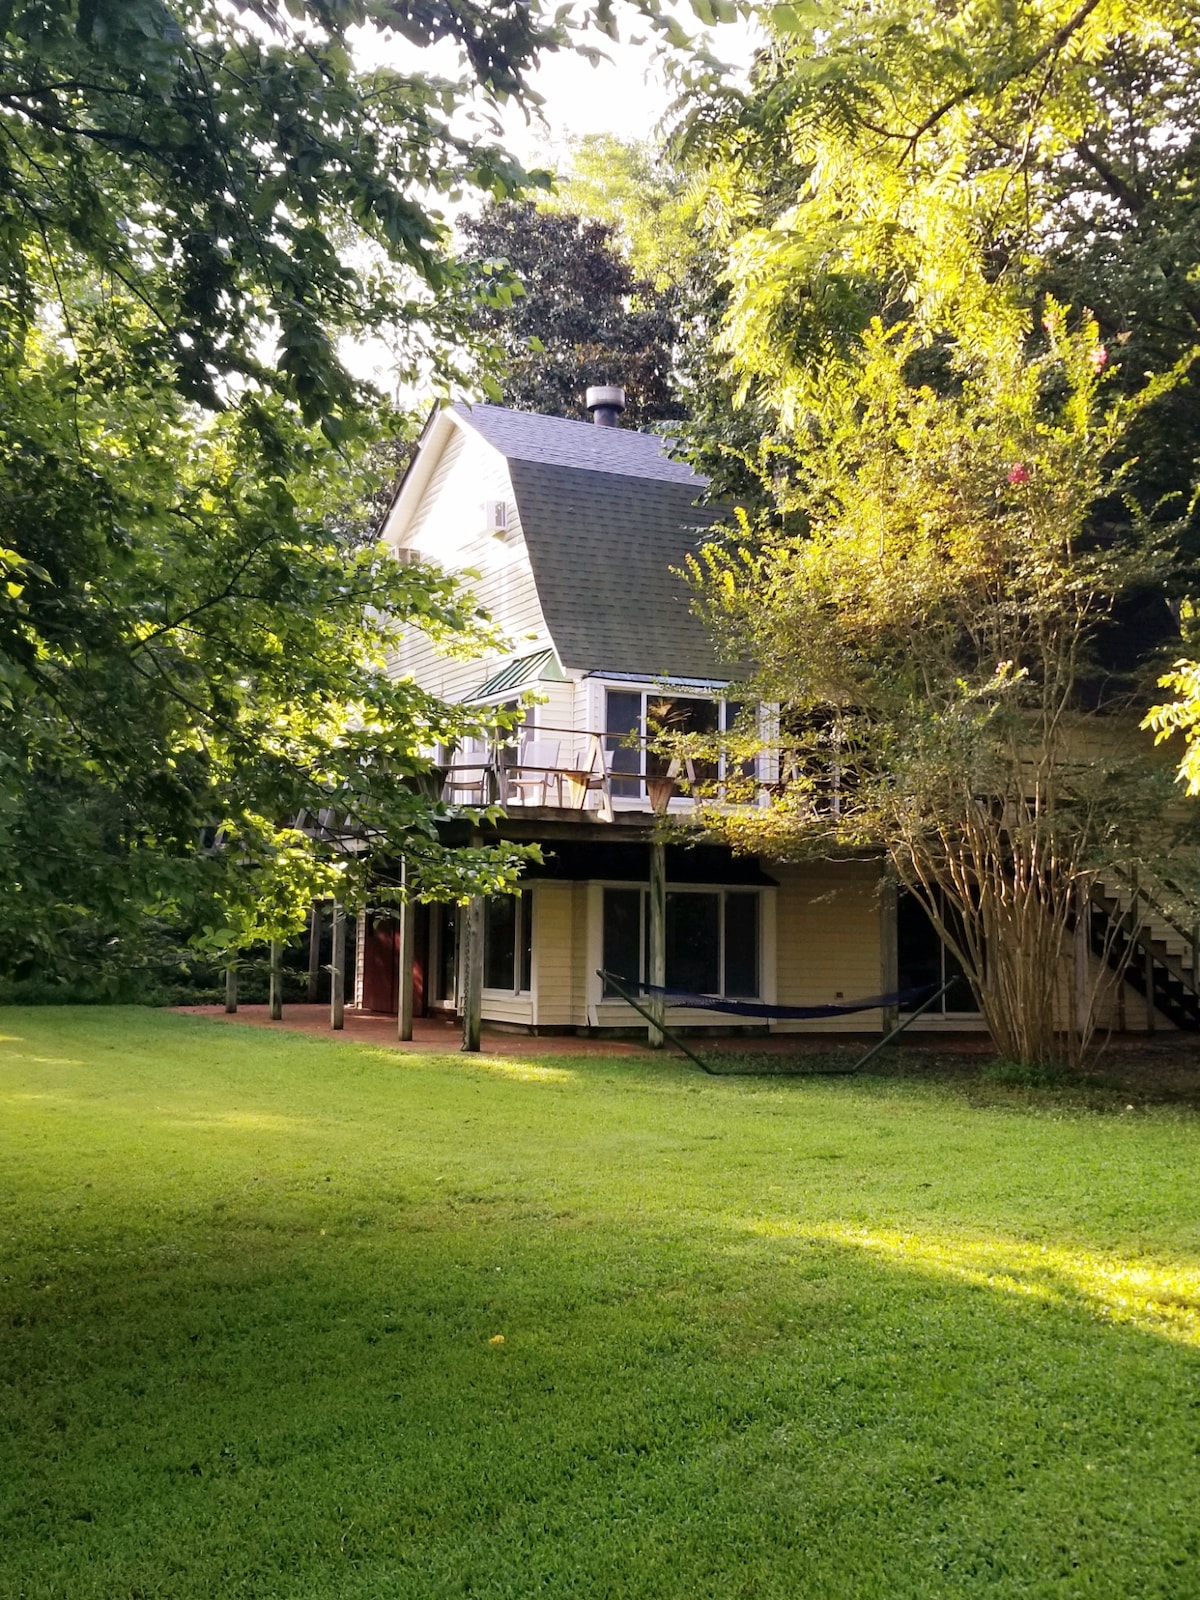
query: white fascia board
[{"left": 380, "top": 405, "right": 452, "bottom": 549}]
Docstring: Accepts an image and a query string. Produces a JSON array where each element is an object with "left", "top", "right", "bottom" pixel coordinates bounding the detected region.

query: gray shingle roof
[
  {"left": 506, "top": 458, "right": 730, "bottom": 679},
  {"left": 453, "top": 402, "right": 703, "bottom": 486}
]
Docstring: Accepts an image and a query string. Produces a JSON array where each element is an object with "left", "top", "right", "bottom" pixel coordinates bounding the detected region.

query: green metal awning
[{"left": 466, "top": 647, "right": 557, "bottom": 702}]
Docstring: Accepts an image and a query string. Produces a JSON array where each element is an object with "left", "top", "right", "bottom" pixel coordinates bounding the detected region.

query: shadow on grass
[{"left": 3, "top": 1208, "right": 1200, "bottom": 1599}]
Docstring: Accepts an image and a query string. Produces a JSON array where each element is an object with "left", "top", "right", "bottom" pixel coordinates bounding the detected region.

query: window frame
[
  {"left": 600, "top": 684, "right": 755, "bottom": 804},
  {"left": 600, "top": 883, "right": 762, "bottom": 1001},
  {"left": 482, "top": 886, "right": 534, "bottom": 998},
  {"left": 896, "top": 888, "right": 980, "bottom": 1017}
]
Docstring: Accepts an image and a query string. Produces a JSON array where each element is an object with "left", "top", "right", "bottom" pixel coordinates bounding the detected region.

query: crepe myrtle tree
[{"left": 679, "top": 305, "right": 1190, "bottom": 1069}]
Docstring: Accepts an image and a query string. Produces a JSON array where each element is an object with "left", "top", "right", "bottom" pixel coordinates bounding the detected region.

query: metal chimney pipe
[{"left": 585, "top": 385, "right": 626, "bottom": 427}]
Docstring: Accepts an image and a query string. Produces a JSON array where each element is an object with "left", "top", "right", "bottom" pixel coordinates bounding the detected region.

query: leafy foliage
[
  {"left": 0, "top": 0, "right": 578, "bottom": 427},
  {"left": 668, "top": 0, "right": 1200, "bottom": 1063},
  {"left": 0, "top": 309, "right": 536, "bottom": 984},
  {"left": 675, "top": 0, "right": 1200, "bottom": 521},
  {"left": 683, "top": 307, "right": 1190, "bottom": 1066},
  {"left": 0, "top": 0, "right": 604, "bottom": 981},
  {"left": 459, "top": 199, "right": 683, "bottom": 424}
]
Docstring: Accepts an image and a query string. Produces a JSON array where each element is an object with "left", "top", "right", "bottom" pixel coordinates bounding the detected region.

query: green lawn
[{"left": 2, "top": 1010, "right": 1199, "bottom": 1598}]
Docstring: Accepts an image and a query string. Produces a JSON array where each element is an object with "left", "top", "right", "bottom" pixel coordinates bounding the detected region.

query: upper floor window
[{"left": 604, "top": 689, "right": 753, "bottom": 801}]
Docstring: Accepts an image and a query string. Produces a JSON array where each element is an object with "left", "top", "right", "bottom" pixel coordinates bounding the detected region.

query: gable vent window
[{"left": 483, "top": 499, "right": 511, "bottom": 538}]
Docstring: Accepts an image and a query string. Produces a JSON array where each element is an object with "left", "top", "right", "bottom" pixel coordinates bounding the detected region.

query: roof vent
[{"left": 585, "top": 385, "right": 626, "bottom": 427}]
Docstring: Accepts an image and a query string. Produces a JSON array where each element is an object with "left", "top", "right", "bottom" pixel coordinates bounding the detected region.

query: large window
[
  {"left": 431, "top": 902, "right": 457, "bottom": 1005},
  {"left": 484, "top": 889, "right": 533, "bottom": 994},
  {"left": 604, "top": 689, "right": 752, "bottom": 801},
  {"left": 602, "top": 887, "right": 759, "bottom": 1000},
  {"left": 897, "top": 890, "right": 979, "bottom": 1015}
]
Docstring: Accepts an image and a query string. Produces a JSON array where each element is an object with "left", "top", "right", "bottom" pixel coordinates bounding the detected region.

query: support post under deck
[
  {"left": 330, "top": 903, "right": 346, "bottom": 1031},
  {"left": 461, "top": 895, "right": 483, "bottom": 1053},
  {"left": 269, "top": 940, "right": 283, "bottom": 1021},
  {"left": 647, "top": 839, "right": 666, "bottom": 1049},
  {"left": 397, "top": 861, "right": 414, "bottom": 1043}
]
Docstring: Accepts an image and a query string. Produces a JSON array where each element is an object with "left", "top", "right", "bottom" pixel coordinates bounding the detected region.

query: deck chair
[
  {"left": 443, "top": 752, "right": 491, "bottom": 805},
  {"left": 506, "top": 738, "right": 561, "bottom": 806}
]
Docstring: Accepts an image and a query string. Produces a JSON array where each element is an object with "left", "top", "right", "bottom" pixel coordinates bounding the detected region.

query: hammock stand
[{"left": 596, "top": 970, "right": 955, "bottom": 1076}]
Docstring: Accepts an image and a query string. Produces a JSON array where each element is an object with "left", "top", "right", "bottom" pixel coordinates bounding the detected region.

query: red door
[
  {"left": 361, "top": 910, "right": 429, "bottom": 1017},
  {"left": 361, "top": 915, "right": 399, "bottom": 1013}
]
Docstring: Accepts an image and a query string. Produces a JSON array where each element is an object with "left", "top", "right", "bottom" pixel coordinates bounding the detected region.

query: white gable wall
[{"left": 384, "top": 421, "right": 555, "bottom": 704}]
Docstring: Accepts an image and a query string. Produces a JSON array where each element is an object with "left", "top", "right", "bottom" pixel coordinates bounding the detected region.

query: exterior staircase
[{"left": 1089, "top": 868, "right": 1200, "bottom": 1032}]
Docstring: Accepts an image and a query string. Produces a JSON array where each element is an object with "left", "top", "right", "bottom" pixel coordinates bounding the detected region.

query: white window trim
[
  {"left": 593, "top": 879, "right": 767, "bottom": 1002},
  {"left": 481, "top": 887, "right": 535, "bottom": 999},
  {"left": 596, "top": 680, "right": 764, "bottom": 810}
]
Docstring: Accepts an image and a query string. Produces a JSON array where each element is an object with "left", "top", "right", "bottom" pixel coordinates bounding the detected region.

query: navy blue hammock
[
  {"left": 612, "top": 978, "right": 939, "bottom": 1020},
  {"left": 597, "top": 970, "right": 949, "bottom": 1076}
]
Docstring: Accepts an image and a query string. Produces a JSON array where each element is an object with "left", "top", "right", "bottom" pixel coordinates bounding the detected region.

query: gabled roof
[
  {"left": 465, "top": 647, "right": 558, "bottom": 702},
  {"left": 451, "top": 402, "right": 703, "bottom": 486},
  {"left": 449, "top": 405, "right": 731, "bottom": 680},
  {"left": 507, "top": 459, "right": 727, "bottom": 678}
]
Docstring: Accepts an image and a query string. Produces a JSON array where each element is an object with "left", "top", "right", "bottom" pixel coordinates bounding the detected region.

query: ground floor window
[
  {"left": 429, "top": 902, "right": 458, "bottom": 1005},
  {"left": 897, "top": 889, "right": 980, "bottom": 1014},
  {"left": 602, "top": 887, "right": 759, "bottom": 1000},
  {"left": 484, "top": 889, "right": 533, "bottom": 994}
]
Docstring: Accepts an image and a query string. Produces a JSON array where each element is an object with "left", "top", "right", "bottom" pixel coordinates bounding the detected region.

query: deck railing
[
  {"left": 440, "top": 726, "right": 615, "bottom": 815},
  {"left": 438, "top": 726, "right": 754, "bottom": 817}
]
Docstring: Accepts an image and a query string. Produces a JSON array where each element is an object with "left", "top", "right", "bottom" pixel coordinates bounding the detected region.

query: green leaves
[
  {"left": 458, "top": 198, "right": 685, "bottom": 424},
  {"left": 0, "top": 0, "right": 603, "bottom": 980}
]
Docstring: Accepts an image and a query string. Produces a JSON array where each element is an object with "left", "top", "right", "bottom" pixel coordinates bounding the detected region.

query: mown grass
[{"left": 2, "top": 1008, "right": 1199, "bottom": 1598}]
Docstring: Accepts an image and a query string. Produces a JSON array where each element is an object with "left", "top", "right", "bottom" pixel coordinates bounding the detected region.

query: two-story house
[{"left": 357, "top": 388, "right": 1194, "bottom": 1042}]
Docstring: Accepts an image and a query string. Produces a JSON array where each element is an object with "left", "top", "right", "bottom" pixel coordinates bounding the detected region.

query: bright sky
[
  {"left": 343, "top": 6, "right": 760, "bottom": 398},
  {"left": 350, "top": 5, "right": 760, "bottom": 170},
  {"left": 497, "top": 15, "right": 759, "bottom": 168}
]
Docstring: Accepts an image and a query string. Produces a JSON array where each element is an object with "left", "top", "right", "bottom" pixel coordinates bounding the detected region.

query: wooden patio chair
[{"left": 506, "top": 739, "right": 561, "bottom": 806}]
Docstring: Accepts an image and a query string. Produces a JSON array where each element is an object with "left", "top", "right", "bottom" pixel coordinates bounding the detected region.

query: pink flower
[
  {"left": 1007, "top": 464, "right": 1031, "bottom": 486},
  {"left": 1090, "top": 345, "right": 1108, "bottom": 372}
]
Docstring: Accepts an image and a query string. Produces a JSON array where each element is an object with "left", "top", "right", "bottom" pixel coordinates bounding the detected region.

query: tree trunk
[{"left": 461, "top": 896, "right": 483, "bottom": 1053}]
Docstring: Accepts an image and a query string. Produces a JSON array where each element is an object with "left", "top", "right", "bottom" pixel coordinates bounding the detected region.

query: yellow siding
[
  {"left": 533, "top": 882, "right": 575, "bottom": 1027},
  {"left": 481, "top": 994, "right": 534, "bottom": 1026},
  {"left": 773, "top": 861, "right": 883, "bottom": 1032}
]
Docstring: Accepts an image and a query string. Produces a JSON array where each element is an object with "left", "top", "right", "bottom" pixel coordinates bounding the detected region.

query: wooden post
[
  {"left": 306, "top": 900, "right": 322, "bottom": 1002},
  {"left": 397, "top": 861, "right": 415, "bottom": 1042},
  {"left": 879, "top": 865, "right": 899, "bottom": 1036},
  {"left": 461, "top": 895, "right": 484, "bottom": 1053},
  {"left": 269, "top": 939, "right": 283, "bottom": 1021},
  {"left": 330, "top": 902, "right": 346, "bottom": 1031},
  {"left": 647, "top": 839, "right": 666, "bottom": 1048},
  {"left": 1074, "top": 880, "right": 1090, "bottom": 1039},
  {"left": 224, "top": 966, "right": 238, "bottom": 1014}
]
